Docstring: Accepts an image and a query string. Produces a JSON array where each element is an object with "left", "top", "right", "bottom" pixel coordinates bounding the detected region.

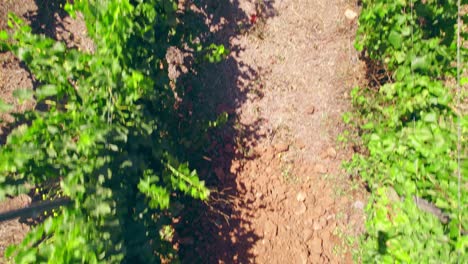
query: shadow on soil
[
  {"left": 174, "top": 1, "right": 276, "bottom": 263},
  {"left": 26, "top": 0, "right": 68, "bottom": 39}
]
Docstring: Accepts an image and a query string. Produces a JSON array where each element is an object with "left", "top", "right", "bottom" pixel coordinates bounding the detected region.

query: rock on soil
[
  {"left": 314, "top": 163, "right": 328, "bottom": 174},
  {"left": 295, "top": 202, "right": 307, "bottom": 215},
  {"left": 345, "top": 9, "right": 358, "bottom": 20},
  {"left": 263, "top": 219, "right": 278, "bottom": 238},
  {"left": 321, "top": 147, "right": 337, "bottom": 160},
  {"left": 274, "top": 142, "right": 289, "bottom": 153},
  {"left": 296, "top": 191, "right": 306, "bottom": 202}
]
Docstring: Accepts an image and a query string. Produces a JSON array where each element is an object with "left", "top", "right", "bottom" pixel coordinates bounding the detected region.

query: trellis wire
[{"left": 455, "top": 0, "right": 462, "bottom": 262}]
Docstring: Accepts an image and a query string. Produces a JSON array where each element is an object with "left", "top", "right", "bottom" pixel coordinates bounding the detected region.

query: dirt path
[
  {"left": 181, "top": 0, "right": 367, "bottom": 263},
  {"left": 227, "top": 0, "right": 366, "bottom": 262}
]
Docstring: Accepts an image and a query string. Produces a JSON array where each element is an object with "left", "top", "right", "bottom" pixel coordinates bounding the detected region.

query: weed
[{"left": 351, "top": 0, "right": 467, "bottom": 261}]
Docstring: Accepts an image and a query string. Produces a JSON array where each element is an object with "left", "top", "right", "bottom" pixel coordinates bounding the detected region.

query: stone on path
[
  {"left": 296, "top": 191, "right": 307, "bottom": 202},
  {"left": 295, "top": 202, "right": 307, "bottom": 215},
  {"left": 264, "top": 219, "right": 278, "bottom": 238},
  {"left": 314, "top": 163, "right": 328, "bottom": 174},
  {"left": 274, "top": 143, "right": 289, "bottom": 153},
  {"left": 345, "top": 9, "right": 358, "bottom": 20}
]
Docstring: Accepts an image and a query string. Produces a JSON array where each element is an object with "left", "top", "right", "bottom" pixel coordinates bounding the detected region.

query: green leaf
[
  {"left": 47, "top": 125, "right": 59, "bottom": 135},
  {"left": 423, "top": 112, "right": 437, "bottom": 123},
  {"left": 342, "top": 112, "right": 352, "bottom": 124},
  {"left": 0, "top": 30, "right": 8, "bottom": 40},
  {"left": 36, "top": 85, "right": 58, "bottom": 99},
  {"left": 4, "top": 245, "right": 16, "bottom": 258},
  {"left": 461, "top": 77, "right": 468, "bottom": 85},
  {"left": 94, "top": 202, "right": 111, "bottom": 216},
  {"left": 44, "top": 217, "right": 53, "bottom": 234},
  {"left": 64, "top": 3, "right": 77, "bottom": 18},
  {"left": 13, "top": 89, "right": 34, "bottom": 103},
  {"left": 14, "top": 248, "right": 37, "bottom": 263},
  {"left": 0, "top": 99, "right": 13, "bottom": 112},
  {"left": 362, "top": 122, "right": 374, "bottom": 130},
  {"left": 411, "top": 56, "right": 429, "bottom": 72},
  {"left": 388, "top": 31, "right": 402, "bottom": 49}
]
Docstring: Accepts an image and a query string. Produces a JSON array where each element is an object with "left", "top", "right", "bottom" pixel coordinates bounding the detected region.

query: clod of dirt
[
  {"left": 308, "top": 204, "right": 325, "bottom": 220},
  {"left": 263, "top": 219, "right": 278, "bottom": 238},
  {"left": 166, "top": 46, "right": 188, "bottom": 80},
  {"left": 307, "top": 237, "right": 323, "bottom": 256},
  {"left": 313, "top": 218, "right": 327, "bottom": 231},
  {"left": 230, "top": 160, "right": 241, "bottom": 174},
  {"left": 295, "top": 202, "right": 307, "bottom": 215},
  {"left": 272, "top": 186, "right": 287, "bottom": 202},
  {"left": 274, "top": 142, "right": 289, "bottom": 153},
  {"left": 302, "top": 228, "right": 314, "bottom": 242},
  {"left": 264, "top": 146, "right": 276, "bottom": 160},
  {"left": 305, "top": 105, "right": 316, "bottom": 115},
  {"left": 344, "top": 9, "right": 358, "bottom": 20},
  {"left": 295, "top": 139, "right": 306, "bottom": 149},
  {"left": 320, "top": 147, "right": 337, "bottom": 160},
  {"left": 320, "top": 254, "right": 331, "bottom": 264},
  {"left": 313, "top": 163, "right": 328, "bottom": 174},
  {"left": 255, "top": 192, "right": 263, "bottom": 199},
  {"left": 296, "top": 191, "right": 306, "bottom": 202},
  {"left": 353, "top": 200, "right": 365, "bottom": 210},
  {"left": 298, "top": 250, "right": 309, "bottom": 264}
]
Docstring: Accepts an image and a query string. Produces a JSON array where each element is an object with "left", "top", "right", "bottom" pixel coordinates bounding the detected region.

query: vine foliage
[
  {"left": 349, "top": 0, "right": 467, "bottom": 262},
  {"left": 0, "top": 0, "right": 228, "bottom": 262}
]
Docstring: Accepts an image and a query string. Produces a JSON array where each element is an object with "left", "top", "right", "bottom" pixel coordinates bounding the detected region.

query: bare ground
[
  {"left": 178, "top": 0, "right": 367, "bottom": 263},
  {"left": 228, "top": 0, "right": 368, "bottom": 259}
]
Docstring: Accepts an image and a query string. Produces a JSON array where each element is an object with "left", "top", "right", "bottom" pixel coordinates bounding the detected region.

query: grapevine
[{"left": 0, "top": 0, "right": 227, "bottom": 262}]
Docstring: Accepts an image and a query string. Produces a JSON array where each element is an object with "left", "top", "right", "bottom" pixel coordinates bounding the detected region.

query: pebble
[
  {"left": 296, "top": 191, "right": 307, "bottom": 202},
  {"left": 307, "top": 238, "right": 323, "bottom": 255},
  {"left": 296, "top": 139, "right": 307, "bottom": 149},
  {"left": 264, "top": 220, "right": 278, "bottom": 238},
  {"left": 295, "top": 202, "right": 307, "bottom": 215},
  {"left": 320, "top": 147, "right": 337, "bottom": 160},
  {"left": 305, "top": 105, "right": 316, "bottom": 114},
  {"left": 313, "top": 218, "right": 327, "bottom": 230},
  {"left": 299, "top": 251, "right": 309, "bottom": 264},
  {"left": 353, "top": 200, "right": 365, "bottom": 210},
  {"left": 302, "top": 229, "right": 314, "bottom": 242},
  {"left": 274, "top": 142, "right": 289, "bottom": 153},
  {"left": 326, "top": 147, "right": 337, "bottom": 159},
  {"left": 314, "top": 163, "right": 328, "bottom": 174},
  {"left": 255, "top": 192, "right": 264, "bottom": 199},
  {"left": 345, "top": 9, "right": 358, "bottom": 20}
]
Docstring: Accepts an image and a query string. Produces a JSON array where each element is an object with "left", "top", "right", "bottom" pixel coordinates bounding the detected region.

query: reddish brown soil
[
  {"left": 176, "top": 0, "right": 367, "bottom": 263},
  {"left": 0, "top": 0, "right": 367, "bottom": 263}
]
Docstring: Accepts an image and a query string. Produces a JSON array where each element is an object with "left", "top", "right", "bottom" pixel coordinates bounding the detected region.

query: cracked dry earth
[{"left": 186, "top": 0, "right": 368, "bottom": 263}]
